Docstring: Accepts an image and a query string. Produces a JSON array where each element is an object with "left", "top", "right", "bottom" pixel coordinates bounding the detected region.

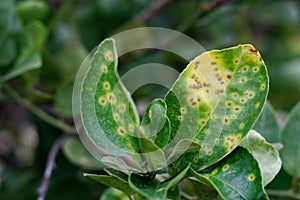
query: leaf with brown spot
[
  {"left": 165, "top": 44, "right": 269, "bottom": 172},
  {"left": 190, "top": 147, "right": 268, "bottom": 200}
]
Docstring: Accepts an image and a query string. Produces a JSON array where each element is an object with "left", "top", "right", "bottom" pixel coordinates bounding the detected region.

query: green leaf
[
  {"left": 81, "top": 38, "right": 141, "bottom": 156},
  {"left": 140, "top": 98, "right": 170, "bottom": 148},
  {"left": 240, "top": 130, "right": 281, "bottom": 186},
  {"left": 1, "top": 21, "right": 47, "bottom": 82},
  {"left": 166, "top": 185, "right": 180, "bottom": 200},
  {"left": 100, "top": 187, "right": 130, "bottom": 200},
  {"left": 128, "top": 164, "right": 190, "bottom": 199},
  {"left": 281, "top": 101, "right": 300, "bottom": 178},
  {"left": 190, "top": 147, "right": 268, "bottom": 200},
  {"left": 139, "top": 98, "right": 169, "bottom": 171},
  {"left": 16, "top": 0, "right": 50, "bottom": 22},
  {"left": 101, "top": 156, "right": 144, "bottom": 174},
  {"left": 182, "top": 178, "right": 218, "bottom": 200},
  {"left": 62, "top": 137, "right": 103, "bottom": 170},
  {"left": 84, "top": 169, "right": 135, "bottom": 196},
  {"left": 253, "top": 101, "right": 280, "bottom": 143},
  {"left": 165, "top": 44, "right": 269, "bottom": 171},
  {"left": 138, "top": 138, "right": 167, "bottom": 172}
]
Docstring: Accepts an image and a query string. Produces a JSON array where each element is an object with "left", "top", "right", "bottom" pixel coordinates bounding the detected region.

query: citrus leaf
[
  {"left": 128, "top": 164, "right": 190, "bottom": 199},
  {"left": 190, "top": 147, "right": 268, "bottom": 200},
  {"left": 84, "top": 170, "right": 135, "bottom": 196},
  {"left": 100, "top": 187, "right": 130, "bottom": 200},
  {"left": 140, "top": 98, "right": 170, "bottom": 148},
  {"left": 62, "top": 137, "right": 103, "bottom": 170},
  {"left": 139, "top": 98, "right": 169, "bottom": 171},
  {"left": 253, "top": 101, "right": 280, "bottom": 143},
  {"left": 165, "top": 44, "right": 269, "bottom": 171},
  {"left": 240, "top": 130, "right": 281, "bottom": 186},
  {"left": 281, "top": 101, "right": 300, "bottom": 178},
  {"left": 101, "top": 156, "right": 144, "bottom": 174},
  {"left": 182, "top": 178, "right": 218, "bottom": 200},
  {"left": 81, "top": 38, "right": 141, "bottom": 155}
]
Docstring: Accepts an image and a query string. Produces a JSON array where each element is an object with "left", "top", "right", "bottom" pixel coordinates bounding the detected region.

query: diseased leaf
[
  {"left": 281, "top": 101, "right": 300, "bottom": 178},
  {"left": 128, "top": 165, "right": 190, "bottom": 199},
  {"left": 81, "top": 39, "right": 169, "bottom": 172},
  {"left": 190, "top": 147, "right": 268, "bottom": 200},
  {"left": 81, "top": 38, "right": 141, "bottom": 156},
  {"left": 101, "top": 156, "right": 144, "bottom": 174},
  {"left": 240, "top": 130, "right": 281, "bottom": 186},
  {"left": 253, "top": 101, "right": 280, "bottom": 143},
  {"left": 165, "top": 44, "right": 269, "bottom": 172},
  {"left": 62, "top": 137, "right": 103, "bottom": 170}
]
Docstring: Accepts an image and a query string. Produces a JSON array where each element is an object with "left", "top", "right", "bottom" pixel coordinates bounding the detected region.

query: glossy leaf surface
[
  {"left": 167, "top": 44, "right": 269, "bottom": 171},
  {"left": 81, "top": 39, "right": 141, "bottom": 155},
  {"left": 190, "top": 147, "right": 268, "bottom": 200}
]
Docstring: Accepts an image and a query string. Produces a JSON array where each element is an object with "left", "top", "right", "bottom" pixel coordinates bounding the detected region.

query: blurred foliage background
[{"left": 0, "top": 0, "right": 299, "bottom": 199}]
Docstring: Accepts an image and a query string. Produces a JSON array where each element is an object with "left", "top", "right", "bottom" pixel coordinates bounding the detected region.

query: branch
[
  {"left": 136, "top": 0, "right": 175, "bottom": 23},
  {"left": 2, "top": 84, "right": 76, "bottom": 134},
  {"left": 176, "top": 0, "right": 229, "bottom": 33},
  {"left": 37, "top": 134, "right": 68, "bottom": 200}
]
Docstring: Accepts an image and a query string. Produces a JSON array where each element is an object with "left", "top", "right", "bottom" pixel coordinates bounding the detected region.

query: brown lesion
[
  {"left": 226, "top": 73, "right": 232, "bottom": 79},
  {"left": 249, "top": 48, "right": 258, "bottom": 55},
  {"left": 118, "top": 127, "right": 126, "bottom": 135}
]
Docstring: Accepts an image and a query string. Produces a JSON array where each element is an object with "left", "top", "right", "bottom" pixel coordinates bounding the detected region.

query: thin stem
[
  {"left": 37, "top": 134, "right": 68, "bottom": 200},
  {"left": 2, "top": 84, "right": 76, "bottom": 134},
  {"left": 136, "top": 0, "right": 175, "bottom": 24},
  {"left": 267, "top": 189, "right": 300, "bottom": 200},
  {"left": 176, "top": 0, "right": 229, "bottom": 33}
]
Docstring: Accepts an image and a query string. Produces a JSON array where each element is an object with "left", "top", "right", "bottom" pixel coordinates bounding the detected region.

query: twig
[
  {"left": 37, "top": 134, "right": 68, "bottom": 200},
  {"left": 176, "top": 0, "right": 229, "bottom": 33},
  {"left": 136, "top": 0, "right": 175, "bottom": 23},
  {"left": 2, "top": 84, "right": 76, "bottom": 134},
  {"left": 47, "top": 0, "right": 75, "bottom": 31}
]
